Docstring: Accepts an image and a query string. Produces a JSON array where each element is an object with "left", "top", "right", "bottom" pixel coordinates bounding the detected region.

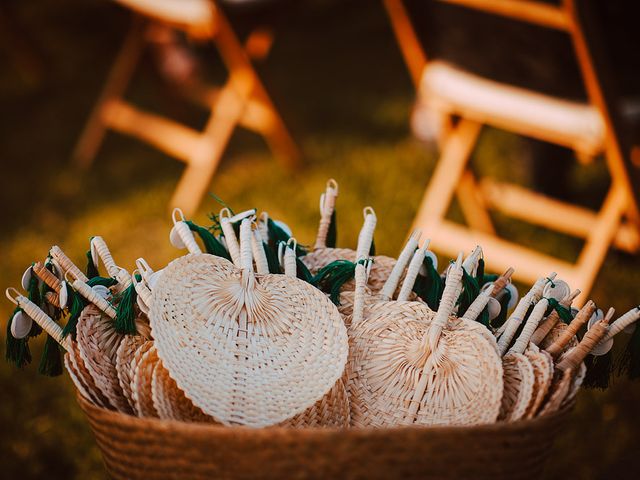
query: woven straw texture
[
  {"left": 348, "top": 301, "right": 503, "bottom": 428},
  {"left": 281, "top": 377, "right": 351, "bottom": 428},
  {"left": 115, "top": 335, "right": 148, "bottom": 412},
  {"left": 78, "top": 393, "right": 569, "bottom": 480},
  {"left": 499, "top": 353, "right": 535, "bottom": 422},
  {"left": 524, "top": 347, "right": 554, "bottom": 419},
  {"left": 131, "top": 342, "right": 158, "bottom": 418},
  {"left": 76, "top": 305, "right": 131, "bottom": 413},
  {"left": 149, "top": 253, "right": 348, "bottom": 427},
  {"left": 67, "top": 339, "right": 111, "bottom": 409}
]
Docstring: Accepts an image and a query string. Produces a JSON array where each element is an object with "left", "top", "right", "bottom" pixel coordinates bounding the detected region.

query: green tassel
[
  {"left": 61, "top": 285, "right": 86, "bottom": 339},
  {"left": 87, "top": 276, "right": 117, "bottom": 288},
  {"left": 114, "top": 280, "right": 139, "bottom": 335},
  {"left": 5, "top": 307, "right": 32, "bottom": 368},
  {"left": 413, "top": 256, "right": 443, "bottom": 310},
  {"left": 267, "top": 218, "right": 306, "bottom": 257},
  {"left": 86, "top": 249, "right": 100, "bottom": 279},
  {"left": 296, "top": 257, "right": 316, "bottom": 285},
  {"left": 491, "top": 289, "right": 512, "bottom": 330},
  {"left": 186, "top": 220, "right": 231, "bottom": 260},
  {"left": 475, "top": 258, "right": 485, "bottom": 287},
  {"left": 616, "top": 315, "right": 640, "bottom": 380},
  {"left": 457, "top": 268, "right": 480, "bottom": 318},
  {"left": 263, "top": 242, "right": 281, "bottom": 274},
  {"left": 546, "top": 298, "right": 574, "bottom": 324},
  {"left": 38, "top": 334, "right": 63, "bottom": 377},
  {"left": 313, "top": 260, "right": 357, "bottom": 305},
  {"left": 326, "top": 210, "right": 337, "bottom": 248},
  {"left": 583, "top": 352, "right": 613, "bottom": 389}
]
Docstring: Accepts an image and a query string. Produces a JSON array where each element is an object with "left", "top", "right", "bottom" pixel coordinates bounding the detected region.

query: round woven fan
[
  {"left": 131, "top": 343, "right": 159, "bottom": 418},
  {"left": 523, "top": 344, "right": 554, "bottom": 419},
  {"left": 115, "top": 335, "right": 148, "bottom": 411},
  {"left": 149, "top": 218, "right": 348, "bottom": 427},
  {"left": 348, "top": 251, "right": 503, "bottom": 428}
]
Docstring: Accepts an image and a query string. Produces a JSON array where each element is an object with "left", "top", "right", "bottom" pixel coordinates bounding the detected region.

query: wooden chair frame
[
  {"left": 384, "top": 0, "right": 640, "bottom": 304},
  {"left": 73, "top": 1, "right": 300, "bottom": 215}
]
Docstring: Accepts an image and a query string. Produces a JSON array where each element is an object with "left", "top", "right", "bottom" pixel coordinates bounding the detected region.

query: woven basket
[{"left": 78, "top": 394, "right": 570, "bottom": 480}]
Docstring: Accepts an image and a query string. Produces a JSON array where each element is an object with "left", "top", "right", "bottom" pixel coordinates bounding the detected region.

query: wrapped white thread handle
[
  {"left": 251, "top": 226, "right": 269, "bottom": 274},
  {"left": 171, "top": 208, "right": 202, "bottom": 255},
  {"left": 426, "top": 252, "right": 464, "bottom": 352},
  {"left": 460, "top": 284, "right": 495, "bottom": 323},
  {"left": 91, "top": 236, "right": 132, "bottom": 288},
  {"left": 598, "top": 306, "right": 640, "bottom": 344},
  {"left": 220, "top": 208, "right": 241, "bottom": 266},
  {"left": 508, "top": 298, "right": 549, "bottom": 355},
  {"left": 132, "top": 270, "right": 153, "bottom": 306},
  {"left": 50, "top": 246, "right": 88, "bottom": 283},
  {"left": 545, "top": 301, "right": 596, "bottom": 359},
  {"left": 355, "top": 207, "right": 377, "bottom": 260},
  {"left": 351, "top": 259, "right": 370, "bottom": 327},
  {"left": 283, "top": 239, "right": 297, "bottom": 277},
  {"left": 530, "top": 289, "right": 581, "bottom": 346},
  {"left": 462, "top": 246, "right": 483, "bottom": 276},
  {"left": 397, "top": 241, "right": 429, "bottom": 302},
  {"left": 379, "top": 230, "right": 421, "bottom": 301},
  {"left": 557, "top": 308, "right": 614, "bottom": 372},
  {"left": 239, "top": 218, "right": 254, "bottom": 273},
  {"left": 6, "top": 288, "right": 71, "bottom": 351},
  {"left": 497, "top": 274, "right": 556, "bottom": 355},
  {"left": 315, "top": 179, "right": 338, "bottom": 249},
  {"left": 65, "top": 270, "right": 117, "bottom": 319}
]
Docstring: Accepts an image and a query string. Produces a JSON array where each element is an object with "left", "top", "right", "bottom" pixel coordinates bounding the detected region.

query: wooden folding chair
[
  {"left": 73, "top": 0, "right": 300, "bottom": 215},
  {"left": 384, "top": 0, "right": 640, "bottom": 304}
]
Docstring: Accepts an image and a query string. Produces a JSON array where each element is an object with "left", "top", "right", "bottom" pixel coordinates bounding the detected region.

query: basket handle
[
  {"left": 6, "top": 288, "right": 71, "bottom": 351},
  {"left": 220, "top": 208, "right": 241, "bottom": 266},
  {"left": 556, "top": 308, "right": 614, "bottom": 372},
  {"left": 251, "top": 225, "right": 269, "bottom": 274},
  {"left": 314, "top": 179, "right": 338, "bottom": 249},
  {"left": 530, "top": 289, "right": 581, "bottom": 346},
  {"left": 508, "top": 297, "right": 549, "bottom": 355},
  {"left": 65, "top": 270, "right": 117, "bottom": 320},
  {"left": 379, "top": 230, "right": 421, "bottom": 301},
  {"left": 425, "top": 252, "right": 464, "bottom": 352},
  {"left": 545, "top": 300, "right": 596, "bottom": 359},
  {"left": 496, "top": 273, "right": 556, "bottom": 355},
  {"left": 50, "top": 246, "right": 88, "bottom": 284},
  {"left": 397, "top": 240, "right": 429, "bottom": 301}
]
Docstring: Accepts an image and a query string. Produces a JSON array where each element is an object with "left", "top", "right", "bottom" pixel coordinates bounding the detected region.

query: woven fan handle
[
  {"left": 50, "top": 246, "right": 88, "bottom": 284},
  {"left": 545, "top": 300, "right": 596, "bottom": 360},
  {"left": 530, "top": 289, "right": 580, "bottom": 346},
  {"left": 171, "top": 209, "right": 203, "bottom": 255},
  {"left": 556, "top": 308, "right": 614, "bottom": 372},
  {"left": 509, "top": 298, "right": 549, "bottom": 355},
  {"left": 239, "top": 218, "right": 254, "bottom": 273},
  {"left": 600, "top": 306, "right": 640, "bottom": 343},
  {"left": 427, "top": 253, "right": 464, "bottom": 351},
  {"left": 251, "top": 227, "right": 269, "bottom": 274},
  {"left": 6, "top": 288, "right": 71, "bottom": 350},
  {"left": 45, "top": 291, "right": 61, "bottom": 308},
  {"left": 351, "top": 260, "right": 369, "bottom": 327},
  {"left": 33, "top": 261, "right": 62, "bottom": 293},
  {"left": 379, "top": 230, "right": 421, "bottom": 301},
  {"left": 462, "top": 246, "right": 483, "bottom": 276},
  {"left": 65, "top": 270, "right": 117, "bottom": 320},
  {"left": 257, "top": 212, "right": 269, "bottom": 243},
  {"left": 460, "top": 284, "right": 494, "bottom": 323},
  {"left": 314, "top": 179, "right": 338, "bottom": 249},
  {"left": 132, "top": 270, "right": 153, "bottom": 306},
  {"left": 490, "top": 268, "right": 514, "bottom": 298},
  {"left": 397, "top": 241, "right": 429, "bottom": 301},
  {"left": 497, "top": 274, "right": 556, "bottom": 355},
  {"left": 91, "top": 237, "right": 132, "bottom": 288},
  {"left": 355, "top": 207, "right": 377, "bottom": 260},
  {"left": 220, "top": 208, "right": 241, "bottom": 266},
  {"left": 283, "top": 239, "right": 297, "bottom": 277}
]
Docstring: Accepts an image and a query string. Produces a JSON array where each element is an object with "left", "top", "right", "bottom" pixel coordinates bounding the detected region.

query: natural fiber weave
[
  {"left": 151, "top": 361, "right": 216, "bottom": 423},
  {"left": 115, "top": 335, "right": 147, "bottom": 412},
  {"left": 64, "top": 351, "right": 96, "bottom": 405},
  {"left": 281, "top": 377, "right": 351, "bottom": 428},
  {"left": 77, "top": 393, "right": 570, "bottom": 480},
  {"left": 524, "top": 346, "right": 553, "bottom": 419},
  {"left": 67, "top": 339, "right": 111, "bottom": 409},
  {"left": 499, "top": 353, "right": 535, "bottom": 422},
  {"left": 540, "top": 323, "right": 579, "bottom": 351},
  {"left": 149, "top": 249, "right": 348, "bottom": 427},
  {"left": 130, "top": 342, "right": 158, "bottom": 418}
]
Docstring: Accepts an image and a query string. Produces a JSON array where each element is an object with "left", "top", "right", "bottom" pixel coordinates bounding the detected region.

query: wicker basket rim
[{"left": 77, "top": 393, "right": 571, "bottom": 436}]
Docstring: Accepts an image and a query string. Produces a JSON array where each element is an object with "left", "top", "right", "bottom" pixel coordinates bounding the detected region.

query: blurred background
[{"left": 1, "top": 0, "right": 639, "bottom": 478}]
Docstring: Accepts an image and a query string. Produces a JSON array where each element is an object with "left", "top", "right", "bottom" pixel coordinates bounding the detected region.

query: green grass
[{"left": 1, "top": 1, "right": 639, "bottom": 478}]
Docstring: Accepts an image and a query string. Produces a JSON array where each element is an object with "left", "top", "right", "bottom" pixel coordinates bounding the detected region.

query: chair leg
[
  {"left": 72, "top": 19, "right": 146, "bottom": 168},
  {"left": 456, "top": 169, "right": 496, "bottom": 234},
  {"left": 169, "top": 74, "right": 251, "bottom": 215},
  {"left": 412, "top": 119, "right": 482, "bottom": 235}
]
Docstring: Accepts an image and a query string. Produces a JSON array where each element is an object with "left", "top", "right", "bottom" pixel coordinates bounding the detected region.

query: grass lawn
[{"left": 1, "top": 1, "right": 639, "bottom": 478}]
